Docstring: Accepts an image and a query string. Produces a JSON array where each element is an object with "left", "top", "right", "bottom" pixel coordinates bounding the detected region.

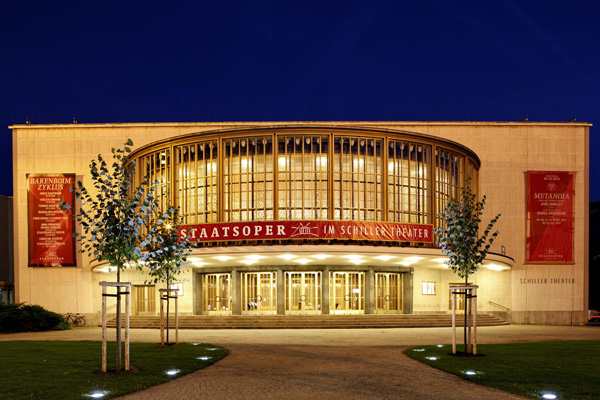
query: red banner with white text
[
  {"left": 28, "top": 174, "right": 76, "bottom": 267},
  {"left": 180, "top": 221, "right": 433, "bottom": 244},
  {"left": 526, "top": 171, "right": 575, "bottom": 264}
]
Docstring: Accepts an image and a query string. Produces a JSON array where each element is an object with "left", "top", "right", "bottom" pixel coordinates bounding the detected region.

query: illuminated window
[
  {"left": 170, "top": 283, "right": 183, "bottom": 296},
  {"left": 388, "top": 141, "right": 430, "bottom": 223},
  {"left": 129, "top": 128, "right": 479, "bottom": 237},
  {"left": 435, "top": 148, "right": 463, "bottom": 227},
  {"left": 277, "top": 136, "right": 328, "bottom": 220},
  {"left": 141, "top": 149, "right": 171, "bottom": 214},
  {"left": 333, "top": 137, "right": 383, "bottom": 221},
  {"left": 176, "top": 141, "right": 218, "bottom": 224},
  {"left": 223, "top": 137, "right": 274, "bottom": 222},
  {"left": 422, "top": 281, "right": 436, "bottom": 295}
]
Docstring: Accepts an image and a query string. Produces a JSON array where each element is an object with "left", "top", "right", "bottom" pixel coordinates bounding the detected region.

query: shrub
[{"left": 0, "top": 303, "right": 70, "bottom": 333}]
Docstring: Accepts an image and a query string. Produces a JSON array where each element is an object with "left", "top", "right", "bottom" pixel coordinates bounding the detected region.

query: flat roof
[{"left": 8, "top": 120, "right": 593, "bottom": 129}]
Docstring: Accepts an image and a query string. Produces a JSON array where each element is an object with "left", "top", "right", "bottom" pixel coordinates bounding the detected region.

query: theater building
[{"left": 10, "top": 121, "right": 590, "bottom": 325}]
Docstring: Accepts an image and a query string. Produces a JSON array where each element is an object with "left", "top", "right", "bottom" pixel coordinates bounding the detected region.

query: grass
[
  {"left": 0, "top": 341, "right": 228, "bottom": 399},
  {"left": 406, "top": 341, "right": 600, "bottom": 400}
]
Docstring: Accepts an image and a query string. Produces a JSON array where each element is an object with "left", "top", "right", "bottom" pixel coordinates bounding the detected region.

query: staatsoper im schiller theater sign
[{"left": 179, "top": 221, "right": 433, "bottom": 244}]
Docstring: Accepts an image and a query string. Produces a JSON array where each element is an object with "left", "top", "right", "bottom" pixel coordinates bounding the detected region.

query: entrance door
[
  {"left": 202, "top": 273, "right": 231, "bottom": 315},
  {"left": 330, "top": 272, "right": 364, "bottom": 314},
  {"left": 449, "top": 283, "right": 467, "bottom": 314},
  {"left": 134, "top": 285, "right": 156, "bottom": 315},
  {"left": 375, "top": 273, "right": 403, "bottom": 314},
  {"left": 286, "top": 272, "right": 321, "bottom": 314},
  {"left": 242, "top": 272, "right": 277, "bottom": 315}
]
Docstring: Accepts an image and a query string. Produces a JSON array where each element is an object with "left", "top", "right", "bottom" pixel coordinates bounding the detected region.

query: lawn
[
  {"left": 406, "top": 340, "right": 600, "bottom": 400},
  {"left": 0, "top": 341, "right": 228, "bottom": 400}
]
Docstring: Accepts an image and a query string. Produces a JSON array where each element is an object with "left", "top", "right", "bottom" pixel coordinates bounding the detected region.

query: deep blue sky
[{"left": 2, "top": 1, "right": 599, "bottom": 199}]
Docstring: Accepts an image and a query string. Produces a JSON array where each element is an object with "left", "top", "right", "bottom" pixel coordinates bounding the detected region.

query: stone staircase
[{"left": 106, "top": 313, "right": 508, "bottom": 329}]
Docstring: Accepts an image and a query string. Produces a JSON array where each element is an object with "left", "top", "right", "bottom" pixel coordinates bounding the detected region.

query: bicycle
[{"left": 66, "top": 313, "right": 86, "bottom": 327}]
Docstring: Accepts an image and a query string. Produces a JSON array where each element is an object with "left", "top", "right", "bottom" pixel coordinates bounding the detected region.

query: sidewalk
[{"left": 3, "top": 325, "right": 600, "bottom": 399}]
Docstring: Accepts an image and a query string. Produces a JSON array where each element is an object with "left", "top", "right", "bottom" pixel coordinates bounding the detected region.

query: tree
[
  {"left": 141, "top": 207, "right": 192, "bottom": 344},
  {"left": 434, "top": 179, "right": 500, "bottom": 353},
  {"left": 60, "top": 138, "right": 163, "bottom": 371}
]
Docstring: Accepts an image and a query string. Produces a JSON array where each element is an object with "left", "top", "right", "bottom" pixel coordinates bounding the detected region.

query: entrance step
[{"left": 106, "top": 314, "right": 509, "bottom": 329}]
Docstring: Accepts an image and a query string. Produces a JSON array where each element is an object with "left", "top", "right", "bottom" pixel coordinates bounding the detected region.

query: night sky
[{"left": 2, "top": 1, "right": 599, "bottom": 199}]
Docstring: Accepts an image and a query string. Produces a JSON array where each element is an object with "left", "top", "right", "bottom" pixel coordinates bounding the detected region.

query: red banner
[
  {"left": 28, "top": 174, "right": 76, "bottom": 266},
  {"left": 180, "top": 220, "right": 433, "bottom": 244},
  {"left": 526, "top": 171, "right": 575, "bottom": 264}
]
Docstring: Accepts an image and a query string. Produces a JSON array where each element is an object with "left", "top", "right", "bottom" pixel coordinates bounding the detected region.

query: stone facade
[{"left": 10, "top": 121, "right": 590, "bottom": 325}]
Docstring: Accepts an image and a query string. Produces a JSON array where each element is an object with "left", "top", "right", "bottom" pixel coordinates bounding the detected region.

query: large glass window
[
  {"left": 435, "top": 148, "right": 463, "bottom": 227},
  {"left": 277, "top": 136, "right": 329, "bottom": 220},
  {"left": 333, "top": 137, "right": 383, "bottom": 220},
  {"left": 176, "top": 142, "right": 218, "bottom": 224},
  {"left": 388, "top": 141, "right": 431, "bottom": 223},
  {"left": 223, "top": 137, "right": 274, "bottom": 221},
  {"left": 141, "top": 149, "right": 170, "bottom": 213},
  {"left": 131, "top": 128, "right": 478, "bottom": 234}
]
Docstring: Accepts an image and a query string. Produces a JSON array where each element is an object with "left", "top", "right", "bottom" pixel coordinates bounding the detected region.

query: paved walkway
[{"left": 3, "top": 325, "right": 600, "bottom": 399}]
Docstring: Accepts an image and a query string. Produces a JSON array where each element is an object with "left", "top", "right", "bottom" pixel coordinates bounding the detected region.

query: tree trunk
[
  {"left": 464, "top": 275, "right": 468, "bottom": 354},
  {"left": 116, "top": 269, "right": 122, "bottom": 372},
  {"left": 166, "top": 270, "right": 170, "bottom": 345}
]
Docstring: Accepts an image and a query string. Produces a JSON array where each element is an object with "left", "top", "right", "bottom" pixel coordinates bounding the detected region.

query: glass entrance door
[
  {"left": 202, "top": 273, "right": 231, "bottom": 315},
  {"left": 330, "top": 272, "right": 364, "bottom": 314},
  {"left": 133, "top": 285, "right": 156, "bottom": 315},
  {"left": 449, "top": 283, "right": 467, "bottom": 314},
  {"left": 375, "top": 273, "right": 403, "bottom": 314},
  {"left": 242, "top": 272, "right": 277, "bottom": 315},
  {"left": 286, "top": 272, "right": 321, "bottom": 314}
]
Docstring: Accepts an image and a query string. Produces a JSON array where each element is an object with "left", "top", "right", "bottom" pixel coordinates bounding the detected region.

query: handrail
[
  {"left": 488, "top": 301, "right": 511, "bottom": 311},
  {"left": 95, "top": 302, "right": 118, "bottom": 316}
]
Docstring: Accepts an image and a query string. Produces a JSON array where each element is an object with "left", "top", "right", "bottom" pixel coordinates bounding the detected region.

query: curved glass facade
[{"left": 132, "top": 127, "right": 480, "bottom": 235}]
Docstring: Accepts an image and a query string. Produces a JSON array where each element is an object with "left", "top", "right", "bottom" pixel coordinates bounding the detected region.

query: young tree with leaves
[
  {"left": 60, "top": 138, "right": 163, "bottom": 371},
  {"left": 141, "top": 207, "right": 192, "bottom": 344},
  {"left": 434, "top": 178, "right": 500, "bottom": 353}
]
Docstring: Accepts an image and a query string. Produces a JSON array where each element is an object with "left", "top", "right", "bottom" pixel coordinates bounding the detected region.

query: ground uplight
[
  {"left": 196, "top": 356, "right": 212, "bottom": 361},
  {"left": 166, "top": 369, "right": 179, "bottom": 376},
  {"left": 541, "top": 394, "right": 557, "bottom": 400},
  {"left": 425, "top": 356, "right": 438, "bottom": 361},
  {"left": 87, "top": 391, "right": 107, "bottom": 398}
]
